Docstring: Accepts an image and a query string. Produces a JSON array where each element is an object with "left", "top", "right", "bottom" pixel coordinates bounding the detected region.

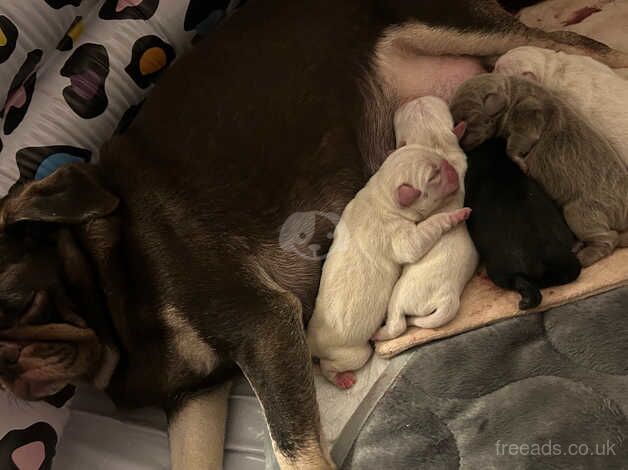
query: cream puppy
[
  {"left": 374, "top": 97, "right": 478, "bottom": 340},
  {"left": 495, "top": 46, "right": 628, "bottom": 166},
  {"left": 307, "top": 143, "right": 470, "bottom": 389}
]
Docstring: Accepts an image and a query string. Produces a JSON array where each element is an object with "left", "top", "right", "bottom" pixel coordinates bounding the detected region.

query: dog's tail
[
  {"left": 407, "top": 297, "right": 461, "bottom": 329},
  {"left": 619, "top": 230, "right": 628, "bottom": 247},
  {"left": 512, "top": 274, "right": 542, "bottom": 310},
  {"left": 385, "top": 2, "right": 628, "bottom": 68}
]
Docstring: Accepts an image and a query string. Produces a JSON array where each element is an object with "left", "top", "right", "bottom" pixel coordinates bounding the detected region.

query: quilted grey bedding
[{"left": 339, "top": 287, "right": 628, "bottom": 469}]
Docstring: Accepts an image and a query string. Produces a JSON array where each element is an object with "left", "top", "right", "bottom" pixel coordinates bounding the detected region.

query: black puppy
[{"left": 464, "top": 138, "right": 581, "bottom": 309}]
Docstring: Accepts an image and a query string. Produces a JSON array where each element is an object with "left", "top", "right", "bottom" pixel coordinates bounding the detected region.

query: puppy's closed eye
[
  {"left": 428, "top": 166, "right": 440, "bottom": 183},
  {"left": 484, "top": 92, "right": 507, "bottom": 116}
]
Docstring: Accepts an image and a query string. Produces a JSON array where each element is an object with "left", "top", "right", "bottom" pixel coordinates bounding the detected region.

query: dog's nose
[{"left": 0, "top": 343, "right": 20, "bottom": 368}]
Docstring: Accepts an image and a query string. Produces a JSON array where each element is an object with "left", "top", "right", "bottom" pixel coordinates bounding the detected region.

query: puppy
[
  {"left": 373, "top": 96, "right": 478, "bottom": 340},
  {"left": 307, "top": 145, "right": 470, "bottom": 389},
  {"left": 463, "top": 137, "right": 581, "bottom": 309},
  {"left": 450, "top": 73, "right": 628, "bottom": 267},
  {"left": 495, "top": 46, "right": 628, "bottom": 166}
]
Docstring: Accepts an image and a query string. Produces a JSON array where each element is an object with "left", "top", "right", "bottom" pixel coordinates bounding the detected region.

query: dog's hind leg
[
  {"left": 319, "top": 344, "right": 373, "bottom": 389},
  {"left": 232, "top": 283, "right": 332, "bottom": 470},
  {"left": 488, "top": 269, "right": 542, "bottom": 310},
  {"left": 408, "top": 297, "right": 461, "bottom": 329},
  {"left": 377, "top": 0, "right": 628, "bottom": 67},
  {"left": 512, "top": 274, "right": 543, "bottom": 310},
  {"left": 372, "top": 302, "right": 408, "bottom": 341},
  {"left": 541, "top": 254, "right": 582, "bottom": 287},
  {"left": 563, "top": 203, "right": 618, "bottom": 267}
]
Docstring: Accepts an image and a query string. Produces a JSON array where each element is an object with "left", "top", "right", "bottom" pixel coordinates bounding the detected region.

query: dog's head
[
  {"left": 377, "top": 145, "right": 461, "bottom": 219},
  {"left": 0, "top": 164, "right": 120, "bottom": 402},
  {"left": 450, "top": 73, "right": 510, "bottom": 150}
]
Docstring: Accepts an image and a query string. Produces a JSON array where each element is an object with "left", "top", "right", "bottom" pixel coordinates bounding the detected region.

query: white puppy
[
  {"left": 374, "top": 96, "right": 479, "bottom": 340},
  {"left": 495, "top": 46, "right": 628, "bottom": 166},
  {"left": 307, "top": 140, "right": 470, "bottom": 389}
]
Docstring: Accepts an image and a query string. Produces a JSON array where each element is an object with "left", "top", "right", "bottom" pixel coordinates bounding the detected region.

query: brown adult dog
[{"left": 0, "top": 1, "right": 626, "bottom": 468}]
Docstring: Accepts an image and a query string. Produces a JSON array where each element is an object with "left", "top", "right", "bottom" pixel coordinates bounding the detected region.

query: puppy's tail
[
  {"left": 619, "top": 231, "right": 628, "bottom": 247},
  {"left": 408, "top": 297, "right": 461, "bottom": 329},
  {"left": 512, "top": 274, "right": 542, "bottom": 310}
]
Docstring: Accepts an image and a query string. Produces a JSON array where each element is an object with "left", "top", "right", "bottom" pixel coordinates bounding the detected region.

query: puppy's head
[
  {"left": 494, "top": 46, "right": 551, "bottom": 83},
  {"left": 0, "top": 164, "right": 119, "bottom": 402},
  {"left": 450, "top": 73, "right": 510, "bottom": 150},
  {"left": 394, "top": 96, "right": 456, "bottom": 148},
  {"left": 378, "top": 145, "right": 461, "bottom": 219}
]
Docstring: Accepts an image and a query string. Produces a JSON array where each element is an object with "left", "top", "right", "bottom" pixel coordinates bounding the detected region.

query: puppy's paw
[
  {"left": 371, "top": 328, "right": 389, "bottom": 342},
  {"left": 334, "top": 371, "right": 356, "bottom": 390},
  {"left": 576, "top": 245, "right": 608, "bottom": 267},
  {"left": 372, "top": 324, "right": 401, "bottom": 341},
  {"left": 449, "top": 207, "right": 472, "bottom": 224},
  {"left": 571, "top": 240, "right": 584, "bottom": 253}
]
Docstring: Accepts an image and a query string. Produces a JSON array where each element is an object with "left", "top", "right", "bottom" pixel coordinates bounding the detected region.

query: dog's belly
[{"left": 378, "top": 53, "right": 486, "bottom": 103}]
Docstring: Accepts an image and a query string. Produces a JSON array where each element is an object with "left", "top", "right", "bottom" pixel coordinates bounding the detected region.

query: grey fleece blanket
[{"left": 340, "top": 286, "right": 628, "bottom": 469}]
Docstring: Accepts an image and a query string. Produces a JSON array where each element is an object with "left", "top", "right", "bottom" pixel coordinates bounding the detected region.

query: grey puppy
[{"left": 450, "top": 73, "right": 628, "bottom": 267}]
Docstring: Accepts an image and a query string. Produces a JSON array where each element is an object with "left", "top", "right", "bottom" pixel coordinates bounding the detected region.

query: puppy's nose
[{"left": 0, "top": 343, "right": 20, "bottom": 368}]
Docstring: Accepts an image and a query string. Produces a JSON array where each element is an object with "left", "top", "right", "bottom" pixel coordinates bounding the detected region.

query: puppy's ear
[
  {"left": 484, "top": 92, "right": 507, "bottom": 116},
  {"left": 522, "top": 71, "right": 538, "bottom": 82},
  {"left": 453, "top": 121, "right": 467, "bottom": 140},
  {"left": 1, "top": 164, "right": 118, "bottom": 227},
  {"left": 396, "top": 184, "right": 422, "bottom": 208}
]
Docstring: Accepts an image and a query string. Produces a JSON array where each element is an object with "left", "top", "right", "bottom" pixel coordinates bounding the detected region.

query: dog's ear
[
  {"left": 522, "top": 71, "right": 538, "bottom": 82},
  {"left": 1, "top": 164, "right": 119, "bottom": 227},
  {"left": 483, "top": 92, "right": 507, "bottom": 116},
  {"left": 396, "top": 184, "right": 422, "bottom": 207},
  {"left": 453, "top": 121, "right": 467, "bottom": 140}
]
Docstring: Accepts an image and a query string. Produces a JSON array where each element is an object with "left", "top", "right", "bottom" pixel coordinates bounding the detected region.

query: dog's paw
[{"left": 334, "top": 371, "right": 356, "bottom": 390}]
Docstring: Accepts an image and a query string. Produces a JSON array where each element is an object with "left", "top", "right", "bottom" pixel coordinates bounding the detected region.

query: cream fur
[
  {"left": 306, "top": 137, "right": 469, "bottom": 387},
  {"left": 375, "top": 97, "right": 478, "bottom": 340},
  {"left": 495, "top": 46, "right": 628, "bottom": 166}
]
